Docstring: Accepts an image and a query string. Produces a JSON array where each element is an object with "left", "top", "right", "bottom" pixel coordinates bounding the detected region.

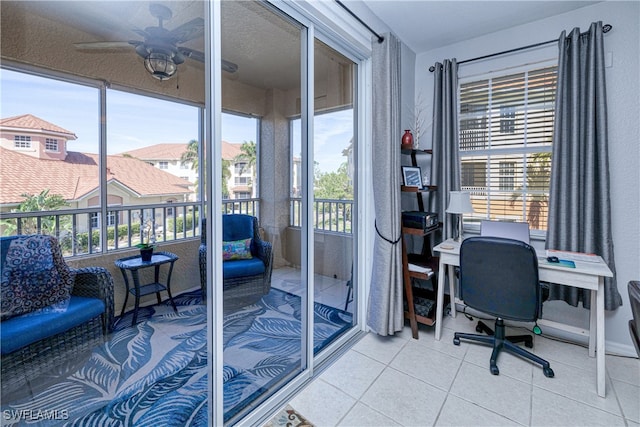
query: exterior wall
[{"left": 0, "top": 131, "right": 69, "bottom": 161}]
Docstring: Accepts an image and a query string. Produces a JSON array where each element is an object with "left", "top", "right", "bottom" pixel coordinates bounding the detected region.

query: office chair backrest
[
  {"left": 481, "top": 220, "right": 530, "bottom": 244},
  {"left": 460, "top": 236, "right": 540, "bottom": 322}
]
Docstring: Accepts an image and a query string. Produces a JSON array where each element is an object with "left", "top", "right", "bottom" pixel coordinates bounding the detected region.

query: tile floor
[{"left": 286, "top": 313, "right": 640, "bottom": 427}]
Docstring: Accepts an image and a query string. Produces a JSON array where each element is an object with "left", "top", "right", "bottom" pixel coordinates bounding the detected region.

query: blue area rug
[{"left": 1, "top": 289, "right": 352, "bottom": 425}]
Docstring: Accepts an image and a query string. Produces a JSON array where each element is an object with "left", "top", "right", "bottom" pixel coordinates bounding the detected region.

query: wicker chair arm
[{"left": 71, "top": 267, "right": 115, "bottom": 334}]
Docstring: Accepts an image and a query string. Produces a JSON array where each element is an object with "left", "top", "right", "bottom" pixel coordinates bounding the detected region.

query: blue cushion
[
  {"left": 223, "top": 258, "right": 265, "bottom": 280},
  {"left": 222, "top": 214, "right": 254, "bottom": 242},
  {"left": 0, "top": 296, "right": 105, "bottom": 354}
]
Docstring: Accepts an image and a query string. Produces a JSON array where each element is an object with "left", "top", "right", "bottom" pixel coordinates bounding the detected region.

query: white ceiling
[{"left": 362, "top": 1, "right": 601, "bottom": 54}]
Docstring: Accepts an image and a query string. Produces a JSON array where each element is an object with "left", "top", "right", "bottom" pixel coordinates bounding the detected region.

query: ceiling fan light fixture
[{"left": 144, "top": 51, "right": 177, "bottom": 80}]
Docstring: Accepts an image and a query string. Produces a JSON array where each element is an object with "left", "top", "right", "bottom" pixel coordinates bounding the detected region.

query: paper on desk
[
  {"left": 546, "top": 249, "right": 600, "bottom": 263},
  {"left": 408, "top": 263, "right": 432, "bottom": 274}
]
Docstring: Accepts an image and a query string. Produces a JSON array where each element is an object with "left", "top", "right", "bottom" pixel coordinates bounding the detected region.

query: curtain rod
[
  {"left": 429, "top": 23, "right": 612, "bottom": 72},
  {"left": 335, "top": 0, "right": 384, "bottom": 44}
]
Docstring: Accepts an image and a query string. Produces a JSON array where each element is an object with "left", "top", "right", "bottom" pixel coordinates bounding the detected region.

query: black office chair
[
  {"left": 629, "top": 281, "right": 640, "bottom": 357},
  {"left": 453, "top": 236, "right": 554, "bottom": 378}
]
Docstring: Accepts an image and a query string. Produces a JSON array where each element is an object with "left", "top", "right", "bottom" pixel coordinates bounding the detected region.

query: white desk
[{"left": 433, "top": 238, "right": 613, "bottom": 397}]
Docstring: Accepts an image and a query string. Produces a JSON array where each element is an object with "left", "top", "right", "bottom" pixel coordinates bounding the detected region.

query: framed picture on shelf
[{"left": 402, "top": 166, "right": 423, "bottom": 189}]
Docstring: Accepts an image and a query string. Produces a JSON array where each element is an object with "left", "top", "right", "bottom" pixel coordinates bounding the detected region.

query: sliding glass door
[{"left": 220, "top": 2, "right": 306, "bottom": 423}]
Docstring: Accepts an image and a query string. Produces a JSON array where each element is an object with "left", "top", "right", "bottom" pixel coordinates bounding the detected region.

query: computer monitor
[{"left": 480, "top": 220, "right": 530, "bottom": 244}]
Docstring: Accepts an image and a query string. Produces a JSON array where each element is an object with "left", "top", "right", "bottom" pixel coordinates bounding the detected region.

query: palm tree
[
  {"left": 234, "top": 140, "right": 256, "bottom": 174},
  {"left": 180, "top": 139, "right": 199, "bottom": 170},
  {"left": 509, "top": 152, "right": 551, "bottom": 229},
  {"left": 234, "top": 140, "right": 257, "bottom": 196}
]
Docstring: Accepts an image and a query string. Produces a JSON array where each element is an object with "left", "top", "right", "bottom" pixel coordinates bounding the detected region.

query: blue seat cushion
[
  {"left": 1, "top": 296, "right": 105, "bottom": 354},
  {"left": 223, "top": 258, "right": 265, "bottom": 280}
]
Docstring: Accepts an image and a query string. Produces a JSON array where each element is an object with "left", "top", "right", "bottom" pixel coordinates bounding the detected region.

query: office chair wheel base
[
  {"left": 490, "top": 364, "right": 499, "bottom": 375},
  {"left": 453, "top": 337, "right": 460, "bottom": 345},
  {"left": 543, "top": 367, "right": 555, "bottom": 378}
]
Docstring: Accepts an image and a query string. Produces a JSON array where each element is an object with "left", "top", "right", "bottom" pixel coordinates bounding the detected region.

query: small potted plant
[{"left": 136, "top": 219, "right": 156, "bottom": 262}]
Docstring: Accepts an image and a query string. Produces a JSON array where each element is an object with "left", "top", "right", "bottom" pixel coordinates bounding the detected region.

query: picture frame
[{"left": 402, "top": 166, "right": 423, "bottom": 189}]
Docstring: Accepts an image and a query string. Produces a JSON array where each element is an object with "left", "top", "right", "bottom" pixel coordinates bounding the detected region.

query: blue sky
[{"left": 1, "top": 69, "right": 352, "bottom": 172}]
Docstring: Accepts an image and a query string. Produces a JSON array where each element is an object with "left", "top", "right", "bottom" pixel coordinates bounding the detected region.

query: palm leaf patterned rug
[{"left": 2, "top": 288, "right": 352, "bottom": 426}]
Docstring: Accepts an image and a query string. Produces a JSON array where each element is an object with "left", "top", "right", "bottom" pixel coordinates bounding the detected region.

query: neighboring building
[
  {"left": 122, "top": 141, "right": 256, "bottom": 199},
  {"left": 0, "top": 114, "right": 192, "bottom": 229}
]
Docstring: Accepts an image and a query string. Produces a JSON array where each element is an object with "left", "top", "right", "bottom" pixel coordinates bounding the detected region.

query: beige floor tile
[
  {"left": 449, "top": 362, "right": 532, "bottom": 425},
  {"left": 606, "top": 354, "right": 640, "bottom": 387},
  {"left": 352, "top": 332, "right": 408, "bottom": 365},
  {"left": 436, "top": 394, "right": 522, "bottom": 426},
  {"left": 531, "top": 386, "right": 626, "bottom": 426},
  {"left": 390, "top": 340, "right": 463, "bottom": 391},
  {"left": 320, "top": 349, "right": 385, "bottom": 400},
  {"left": 531, "top": 359, "right": 622, "bottom": 416},
  {"left": 338, "top": 402, "right": 401, "bottom": 427},
  {"left": 612, "top": 379, "right": 640, "bottom": 423},
  {"left": 289, "top": 379, "right": 356, "bottom": 427},
  {"left": 360, "top": 367, "right": 447, "bottom": 426}
]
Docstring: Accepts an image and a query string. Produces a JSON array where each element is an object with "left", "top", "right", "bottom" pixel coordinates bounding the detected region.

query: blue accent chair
[
  {"left": 1, "top": 234, "right": 114, "bottom": 398},
  {"left": 199, "top": 215, "right": 273, "bottom": 309}
]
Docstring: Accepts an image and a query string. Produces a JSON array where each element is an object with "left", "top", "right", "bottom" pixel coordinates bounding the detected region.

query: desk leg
[
  {"left": 435, "top": 259, "right": 447, "bottom": 341},
  {"left": 448, "top": 264, "right": 456, "bottom": 319},
  {"left": 596, "top": 281, "right": 605, "bottom": 397},
  {"left": 589, "top": 290, "right": 597, "bottom": 357}
]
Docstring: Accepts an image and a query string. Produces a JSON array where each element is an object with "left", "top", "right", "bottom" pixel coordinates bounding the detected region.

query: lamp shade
[{"left": 446, "top": 191, "right": 474, "bottom": 214}]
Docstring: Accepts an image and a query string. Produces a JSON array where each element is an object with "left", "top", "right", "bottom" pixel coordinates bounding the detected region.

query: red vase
[{"left": 401, "top": 130, "right": 413, "bottom": 149}]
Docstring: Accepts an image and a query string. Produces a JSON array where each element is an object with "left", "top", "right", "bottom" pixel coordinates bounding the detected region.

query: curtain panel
[
  {"left": 547, "top": 21, "right": 622, "bottom": 310},
  {"left": 429, "top": 59, "right": 461, "bottom": 240},
  {"left": 366, "top": 33, "right": 404, "bottom": 336}
]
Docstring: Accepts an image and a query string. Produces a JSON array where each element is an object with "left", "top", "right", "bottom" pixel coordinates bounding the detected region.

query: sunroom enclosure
[{"left": 0, "top": 1, "right": 363, "bottom": 425}]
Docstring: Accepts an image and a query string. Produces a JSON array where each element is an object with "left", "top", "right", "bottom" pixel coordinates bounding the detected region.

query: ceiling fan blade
[
  {"left": 168, "top": 17, "right": 204, "bottom": 43},
  {"left": 177, "top": 47, "right": 238, "bottom": 73},
  {"left": 74, "top": 41, "right": 132, "bottom": 50},
  {"left": 178, "top": 47, "right": 204, "bottom": 62}
]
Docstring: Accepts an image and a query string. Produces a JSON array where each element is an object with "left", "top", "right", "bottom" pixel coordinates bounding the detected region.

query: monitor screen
[{"left": 480, "top": 220, "right": 530, "bottom": 244}]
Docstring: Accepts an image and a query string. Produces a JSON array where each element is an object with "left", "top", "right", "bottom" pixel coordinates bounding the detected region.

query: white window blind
[{"left": 459, "top": 65, "right": 556, "bottom": 232}]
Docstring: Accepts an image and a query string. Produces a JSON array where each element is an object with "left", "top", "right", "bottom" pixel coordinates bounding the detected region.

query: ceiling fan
[{"left": 74, "top": 3, "right": 237, "bottom": 80}]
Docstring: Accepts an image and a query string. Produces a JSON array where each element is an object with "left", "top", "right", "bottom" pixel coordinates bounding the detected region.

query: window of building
[
  {"left": 235, "top": 192, "right": 251, "bottom": 199},
  {"left": 235, "top": 176, "right": 249, "bottom": 185},
  {"left": 235, "top": 162, "right": 247, "bottom": 175},
  {"left": 90, "top": 211, "right": 116, "bottom": 228},
  {"left": 45, "top": 138, "right": 59, "bottom": 151},
  {"left": 459, "top": 65, "right": 556, "bottom": 231},
  {"left": 158, "top": 161, "right": 169, "bottom": 170},
  {"left": 14, "top": 135, "right": 31, "bottom": 148}
]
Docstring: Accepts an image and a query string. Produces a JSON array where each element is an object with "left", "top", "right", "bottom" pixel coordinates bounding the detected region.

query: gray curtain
[
  {"left": 367, "top": 33, "right": 404, "bottom": 336},
  {"left": 430, "top": 59, "right": 461, "bottom": 240},
  {"left": 547, "top": 22, "right": 622, "bottom": 310}
]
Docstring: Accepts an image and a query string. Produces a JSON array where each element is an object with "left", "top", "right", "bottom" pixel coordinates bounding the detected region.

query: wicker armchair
[
  {"left": 1, "top": 235, "right": 114, "bottom": 398},
  {"left": 199, "top": 215, "right": 273, "bottom": 308}
]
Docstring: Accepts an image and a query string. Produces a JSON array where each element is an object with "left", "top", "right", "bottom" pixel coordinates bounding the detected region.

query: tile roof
[
  {"left": 0, "top": 147, "right": 191, "bottom": 205},
  {"left": 0, "top": 114, "right": 77, "bottom": 139},
  {"left": 119, "top": 141, "right": 243, "bottom": 161}
]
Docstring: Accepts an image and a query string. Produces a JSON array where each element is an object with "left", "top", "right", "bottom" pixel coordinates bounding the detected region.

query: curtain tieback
[{"left": 374, "top": 220, "right": 401, "bottom": 245}]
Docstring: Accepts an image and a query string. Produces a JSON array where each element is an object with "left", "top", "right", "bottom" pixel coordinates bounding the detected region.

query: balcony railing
[
  {"left": 0, "top": 202, "right": 202, "bottom": 257},
  {"left": 0, "top": 197, "right": 350, "bottom": 258},
  {"left": 290, "top": 198, "right": 353, "bottom": 234}
]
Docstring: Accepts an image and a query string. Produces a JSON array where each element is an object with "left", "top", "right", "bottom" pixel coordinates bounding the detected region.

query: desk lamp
[{"left": 446, "top": 191, "right": 474, "bottom": 241}]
